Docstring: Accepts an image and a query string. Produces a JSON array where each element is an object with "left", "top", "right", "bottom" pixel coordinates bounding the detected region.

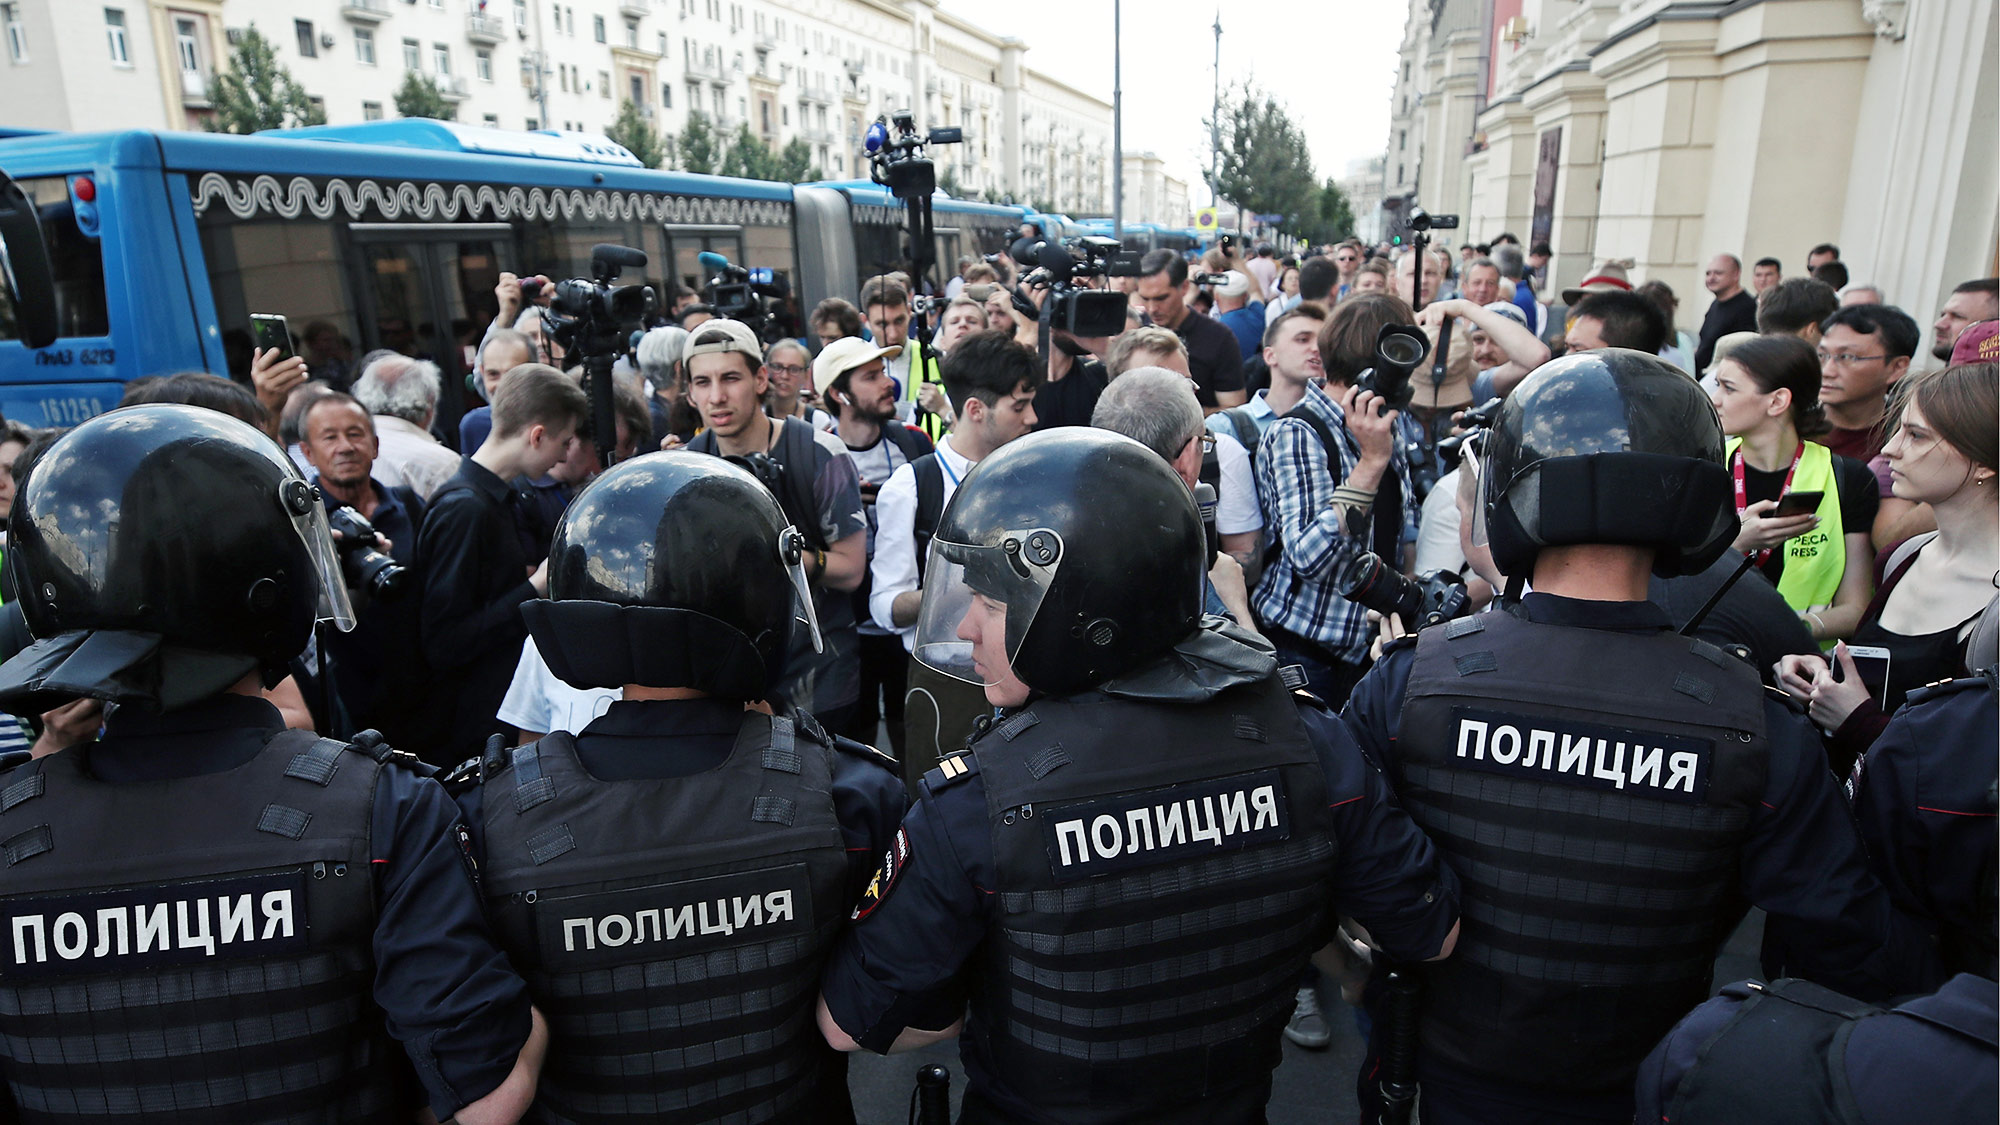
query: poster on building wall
[{"left": 1531, "top": 126, "right": 1561, "bottom": 248}]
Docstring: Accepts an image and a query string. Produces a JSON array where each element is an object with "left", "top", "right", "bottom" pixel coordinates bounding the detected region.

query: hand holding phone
[
  {"left": 250, "top": 313, "right": 293, "bottom": 362},
  {"left": 1772, "top": 490, "right": 1824, "bottom": 518}
]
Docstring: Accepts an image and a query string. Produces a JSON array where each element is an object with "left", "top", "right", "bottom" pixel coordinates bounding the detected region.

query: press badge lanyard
[{"left": 1732, "top": 441, "right": 1804, "bottom": 567}]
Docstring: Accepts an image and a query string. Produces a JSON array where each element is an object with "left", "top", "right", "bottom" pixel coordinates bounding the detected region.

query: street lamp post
[{"left": 1112, "top": 0, "right": 1122, "bottom": 239}]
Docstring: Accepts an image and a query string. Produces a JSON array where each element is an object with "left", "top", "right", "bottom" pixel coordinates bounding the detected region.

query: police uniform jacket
[
  {"left": 820, "top": 621, "right": 1459, "bottom": 1124},
  {"left": 1341, "top": 593, "right": 1941, "bottom": 1107},
  {"left": 0, "top": 694, "right": 533, "bottom": 1123}
]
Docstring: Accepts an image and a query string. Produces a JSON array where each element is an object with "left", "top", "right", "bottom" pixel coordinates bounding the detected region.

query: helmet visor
[
  {"left": 779, "top": 526, "right": 825, "bottom": 654},
  {"left": 913, "top": 528, "right": 1062, "bottom": 686},
  {"left": 290, "top": 479, "right": 357, "bottom": 633}
]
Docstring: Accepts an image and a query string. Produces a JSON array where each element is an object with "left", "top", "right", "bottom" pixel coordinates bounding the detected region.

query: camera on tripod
[
  {"left": 544, "top": 244, "right": 658, "bottom": 362},
  {"left": 1407, "top": 208, "right": 1460, "bottom": 233},
  {"left": 1353, "top": 323, "right": 1431, "bottom": 414},
  {"left": 866, "top": 111, "right": 962, "bottom": 200},
  {"left": 1009, "top": 235, "right": 1142, "bottom": 338},
  {"left": 698, "top": 250, "right": 789, "bottom": 341}
]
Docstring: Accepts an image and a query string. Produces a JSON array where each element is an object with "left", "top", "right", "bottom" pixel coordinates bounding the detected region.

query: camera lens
[{"left": 1379, "top": 333, "right": 1427, "bottom": 367}]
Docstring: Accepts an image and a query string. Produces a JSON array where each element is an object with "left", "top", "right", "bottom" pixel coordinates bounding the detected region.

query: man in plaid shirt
[{"left": 1252, "top": 376, "right": 1417, "bottom": 706}]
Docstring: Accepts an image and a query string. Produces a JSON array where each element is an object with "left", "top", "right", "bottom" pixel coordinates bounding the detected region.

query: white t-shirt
[
  {"left": 1212, "top": 429, "right": 1263, "bottom": 537},
  {"left": 497, "top": 637, "right": 619, "bottom": 737},
  {"left": 1414, "top": 467, "right": 1470, "bottom": 578}
]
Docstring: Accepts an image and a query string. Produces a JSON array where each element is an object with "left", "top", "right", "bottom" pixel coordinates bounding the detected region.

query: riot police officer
[
  {"left": 0, "top": 405, "right": 544, "bottom": 1123},
  {"left": 1339, "top": 350, "right": 1938, "bottom": 1124},
  {"left": 817, "top": 427, "right": 1460, "bottom": 1123},
  {"left": 451, "top": 452, "right": 906, "bottom": 1123},
  {"left": 1850, "top": 595, "right": 1998, "bottom": 985}
]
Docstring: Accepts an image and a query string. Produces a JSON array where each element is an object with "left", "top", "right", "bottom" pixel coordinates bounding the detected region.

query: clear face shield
[
  {"left": 282, "top": 478, "right": 358, "bottom": 633},
  {"left": 913, "top": 528, "right": 1063, "bottom": 687},
  {"left": 777, "top": 526, "right": 825, "bottom": 654},
  {"left": 1462, "top": 430, "right": 1493, "bottom": 550}
]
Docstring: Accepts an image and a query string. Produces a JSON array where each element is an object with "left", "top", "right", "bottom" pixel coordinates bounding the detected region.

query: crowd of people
[{"left": 0, "top": 215, "right": 1989, "bottom": 1123}]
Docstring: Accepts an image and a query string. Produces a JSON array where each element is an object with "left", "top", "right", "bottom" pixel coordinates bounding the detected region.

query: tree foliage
[
  {"left": 604, "top": 99, "right": 667, "bottom": 168},
  {"left": 1302, "top": 178, "right": 1356, "bottom": 245},
  {"left": 678, "top": 110, "right": 721, "bottom": 175},
  {"left": 393, "top": 71, "right": 458, "bottom": 122},
  {"left": 1208, "top": 84, "right": 1319, "bottom": 233},
  {"left": 205, "top": 25, "right": 323, "bottom": 134}
]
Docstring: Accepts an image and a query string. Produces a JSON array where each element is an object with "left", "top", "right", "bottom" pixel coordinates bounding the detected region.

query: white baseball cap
[{"left": 813, "top": 335, "right": 902, "bottom": 395}]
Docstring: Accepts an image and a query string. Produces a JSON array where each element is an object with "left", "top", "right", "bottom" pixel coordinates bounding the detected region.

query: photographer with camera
[
  {"left": 1136, "top": 249, "right": 1248, "bottom": 411},
  {"left": 1252, "top": 293, "right": 1422, "bottom": 707},
  {"left": 297, "top": 391, "right": 429, "bottom": 746}
]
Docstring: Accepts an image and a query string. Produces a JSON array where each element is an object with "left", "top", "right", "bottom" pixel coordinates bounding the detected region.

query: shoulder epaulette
[
  {"left": 344, "top": 728, "right": 435, "bottom": 776},
  {"left": 1291, "top": 687, "right": 1331, "bottom": 712},
  {"left": 1905, "top": 675, "right": 1991, "bottom": 706},
  {"left": 832, "top": 735, "right": 900, "bottom": 773},
  {"left": 1764, "top": 684, "right": 1809, "bottom": 715},
  {"left": 923, "top": 750, "right": 980, "bottom": 794}
]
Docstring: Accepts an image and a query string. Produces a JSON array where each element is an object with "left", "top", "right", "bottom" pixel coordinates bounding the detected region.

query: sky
[{"left": 933, "top": 0, "right": 1407, "bottom": 196}]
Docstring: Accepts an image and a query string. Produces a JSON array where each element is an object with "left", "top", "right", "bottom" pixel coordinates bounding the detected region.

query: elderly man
[{"left": 352, "top": 352, "right": 462, "bottom": 500}]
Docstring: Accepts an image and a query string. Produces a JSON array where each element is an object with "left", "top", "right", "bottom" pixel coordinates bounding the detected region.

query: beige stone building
[
  {"left": 0, "top": 0, "right": 1112, "bottom": 213},
  {"left": 1391, "top": 0, "right": 1997, "bottom": 336},
  {"left": 1120, "top": 150, "right": 1190, "bottom": 227}
]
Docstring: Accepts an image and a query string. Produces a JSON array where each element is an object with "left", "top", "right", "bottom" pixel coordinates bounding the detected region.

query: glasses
[
  {"left": 765, "top": 364, "right": 807, "bottom": 377},
  {"left": 1816, "top": 351, "right": 1886, "bottom": 368},
  {"left": 1188, "top": 432, "right": 1216, "bottom": 456}
]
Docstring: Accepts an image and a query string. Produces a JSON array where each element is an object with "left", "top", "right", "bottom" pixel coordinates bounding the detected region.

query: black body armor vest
[
  {"left": 0, "top": 730, "right": 399, "bottom": 1123},
  {"left": 968, "top": 669, "right": 1337, "bottom": 1120},
  {"left": 476, "top": 710, "right": 849, "bottom": 1124},
  {"left": 1395, "top": 609, "right": 1769, "bottom": 1092}
]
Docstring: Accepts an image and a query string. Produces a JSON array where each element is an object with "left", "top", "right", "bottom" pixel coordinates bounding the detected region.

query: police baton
[
  {"left": 1377, "top": 965, "right": 1423, "bottom": 1125},
  {"left": 908, "top": 1063, "right": 951, "bottom": 1125}
]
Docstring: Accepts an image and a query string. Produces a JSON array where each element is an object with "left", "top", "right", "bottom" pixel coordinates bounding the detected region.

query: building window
[
  {"left": 401, "top": 38, "right": 419, "bottom": 70},
  {"left": 476, "top": 48, "right": 492, "bottom": 81},
  {"left": 593, "top": 15, "right": 605, "bottom": 43},
  {"left": 513, "top": 0, "right": 527, "bottom": 26},
  {"left": 661, "top": 83, "right": 671, "bottom": 108},
  {"left": 105, "top": 9, "right": 130, "bottom": 65},
  {"left": 427, "top": 0, "right": 443, "bottom": 8},
  {"left": 598, "top": 70, "right": 610, "bottom": 98},
  {"left": 657, "top": 31, "right": 667, "bottom": 55},
  {"left": 483, "top": 113, "right": 499, "bottom": 127},
  {"left": 363, "top": 101, "right": 384, "bottom": 120},
  {"left": 293, "top": 18, "right": 315, "bottom": 59},
  {"left": 307, "top": 95, "right": 325, "bottom": 119},
  {"left": 3, "top": 4, "right": 27, "bottom": 63},
  {"left": 559, "top": 65, "right": 568, "bottom": 92},
  {"left": 566, "top": 6, "right": 576, "bottom": 36},
  {"left": 625, "top": 20, "right": 638, "bottom": 48},
  {"left": 629, "top": 74, "right": 642, "bottom": 103},
  {"left": 354, "top": 28, "right": 375, "bottom": 65},
  {"left": 175, "top": 17, "right": 200, "bottom": 79},
  {"left": 433, "top": 43, "right": 450, "bottom": 76},
  {"left": 527, "top": 117, "right": 540, "bottom": 130}
]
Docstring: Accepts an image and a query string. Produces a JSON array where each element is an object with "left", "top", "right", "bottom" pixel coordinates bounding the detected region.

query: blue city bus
[{"left": 0, "top": 120, "right": 1023, "bottom": 433}]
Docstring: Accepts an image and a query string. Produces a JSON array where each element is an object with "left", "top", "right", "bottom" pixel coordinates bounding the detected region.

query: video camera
[
  {"left": 1407, "top": 208, "right": 1459, "bottom": 233},
  {"left": 1353, "top": 323, "right": 1431, "bottom": 414},
  {"left": 697, "top": 250, "right": 790, "bottom": 341},
  {"left": 1009, "top": 234, "right": 1142, "bottom": 338},
  {"left": 325, "top": 507, "right": 409, "bottom": 601},
  {"left": 866, "top": 111, "right": 961, "bottom": 201},
  {"left": 1436, "top": 396, "right": 1503, "bottom": 464},
  {"left": 544, "top": 243, "right": 658, "bottom": 362},
  {"left": 1191, "top": 272, "right": 1232, "bottom": 288}
]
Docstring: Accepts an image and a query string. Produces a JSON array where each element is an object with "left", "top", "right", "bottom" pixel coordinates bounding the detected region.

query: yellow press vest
[{"left": 1727, "top": 437, "right": 1845, "bottom": 626}]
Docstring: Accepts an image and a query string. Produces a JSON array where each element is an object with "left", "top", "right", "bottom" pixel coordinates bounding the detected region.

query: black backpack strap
[
  {"left": 1224, "top": 408, "right": 1260, "bottom": 461},
  {"left": 774, "top": 418, "right": 829, "bottom": 551},
  {"left": 886, "top": 422, "right": 934, "bottom": 464},
  {"left": 912, "top": 453, "right": 945, "bottom": 583},
  {"left": 685, "top": 428, "right": 718, "bottom": 457}
]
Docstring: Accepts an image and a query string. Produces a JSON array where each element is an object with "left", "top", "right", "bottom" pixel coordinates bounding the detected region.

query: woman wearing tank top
[{"left": 1777, "top": 362, "right": 1998, "bottom": 771}]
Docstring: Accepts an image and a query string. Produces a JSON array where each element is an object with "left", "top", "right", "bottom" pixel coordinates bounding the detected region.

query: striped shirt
[{"left": 1251, "top": 381, "right": 1419, "bottom": 664}]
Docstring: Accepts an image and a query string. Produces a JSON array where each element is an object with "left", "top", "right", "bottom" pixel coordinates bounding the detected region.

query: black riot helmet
[
  {"left": 520, "top": 452, "right": 820, "bottom": 698},
  {"left": 1480, "top": 348, "right": 1734, "bottom": 579},
  {"left": 0, "top": 404, "right": 354, "bottom": 713},
  {"left": 914, "top": 428, "right": 1204, "bottom": 697}
]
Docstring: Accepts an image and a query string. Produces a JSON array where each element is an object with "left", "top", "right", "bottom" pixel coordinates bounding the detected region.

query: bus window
[
  {"left": 663, "top": 226, "right": 746, "bottom": 300},
  {"left": 200, "top": 218, "right": 354, "bottom": 383},
  {"left": 0, "top": 177, "right": 108, "bottom": 341}
]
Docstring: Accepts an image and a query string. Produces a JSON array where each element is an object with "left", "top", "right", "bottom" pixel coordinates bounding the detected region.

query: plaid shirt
[{"left": 1251, "top": 381, "right": 1419, "bottom": 664}]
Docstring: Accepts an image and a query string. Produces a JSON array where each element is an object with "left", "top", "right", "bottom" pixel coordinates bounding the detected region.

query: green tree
[
  {"left": 678, "top": 110, "right": 722, "bottom": 175},
  {"left": 393, "top": 71, "right": 458, "bottom": 122},
  {"left": 1209, "top": 84, "right": 1319, "bottom": 232},
  {"left": 936, "top": 166, "right": 961, "bottom": 197},
  {"left": 1302, "top": 178, "right": 1356, "bottom": 245},
  {"left": 772, "top": 137, "right": 817, "bottom": 183},
  {"left": 720, "top": 126, "right": 775, "bottom": 180},
  {"left": 204, "top": 25, "right": 323, "bottom": 133},
  {"left": 604, "top": 99, "right": 667, "bottom": 168}
]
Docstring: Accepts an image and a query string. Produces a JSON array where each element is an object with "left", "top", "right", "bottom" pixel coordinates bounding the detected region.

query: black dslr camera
[
  {"left": 1337, "top": 552, "right": 1471, "bottom": 631},
  {"left": 1009, "top": 235, "right": 1142, "bottom": 338},
  {"left": 1353, "top": 323, "right": 1431, "bottom": 414},
  {"left": 326, "top": 507, "right": 409, "bottom": 600}
]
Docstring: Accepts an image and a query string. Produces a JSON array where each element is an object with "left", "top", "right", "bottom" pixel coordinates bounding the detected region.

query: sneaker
[{"left": 1284, "top": 985, "right": 1332, "bottom": 1049}]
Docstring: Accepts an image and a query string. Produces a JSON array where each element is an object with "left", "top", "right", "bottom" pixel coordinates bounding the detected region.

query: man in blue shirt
[{"left": 1211, "top": 270, "right": 1267, "bottom": 362}]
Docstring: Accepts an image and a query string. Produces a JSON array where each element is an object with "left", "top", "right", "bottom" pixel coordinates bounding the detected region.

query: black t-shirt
[
  {"left": 1650, "top": 554, "right": 1820, "bottom": 685},
  {"left": 1739, "top": 453, "right": 1879, "bottom": 588},
  {"left": 1695, "top": 290, "right": 1759, "bottom": 371},
  {"left": 1033, "top": 358, "right": 1108, "bottom": 430},
  {"left": 1174, "top": 311, "right": 1246, "bottom": 407}
]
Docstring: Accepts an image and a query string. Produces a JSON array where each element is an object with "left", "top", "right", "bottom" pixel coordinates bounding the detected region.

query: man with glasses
[
  {"left": 1815, "top": 304, "right": 1919, "bottom": 464},
  {"left": 1333, "top": 242, "right": 1364, "bottom": 300}
]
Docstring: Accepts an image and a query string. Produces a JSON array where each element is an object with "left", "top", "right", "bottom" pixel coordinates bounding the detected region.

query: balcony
[
  {"left": 440, "top": 76, "right": 471, "bottom": 101},
  {"left": 754, "top": 32, "right": 779, "bottom": 52},
  {"left": 465, "top": 14, "right": 505, "bottom": 44},
  {"left": 803, "top": 127, "right": 834, "bottom": 146},
  {"left": 618, "top": 0, "right": 650, "bottom": 18},
  {"left": 179, "top": 69, "right": 210, "bottom": 107},
  {"left": 686, "top": 57, "right": 730, "bottom": 86},
  {"left": 842, "top": 57, "right": 864, "bottom": 77},
  {"left": 796, "top": 83, "right": 833, "bottom": 105},
  {"left": 340, "top": 0, "right": 390, "bottom": 23}
]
